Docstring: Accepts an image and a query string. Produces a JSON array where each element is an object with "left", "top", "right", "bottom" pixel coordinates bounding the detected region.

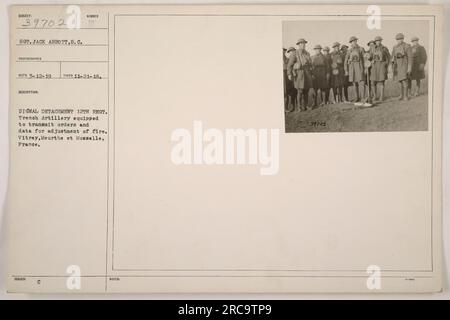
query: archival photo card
[{"left": 6, "top": 4, "right": 443, "bottom": 293}]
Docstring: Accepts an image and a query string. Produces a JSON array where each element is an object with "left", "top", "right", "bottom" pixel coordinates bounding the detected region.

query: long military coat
[
  {"left": 287, "top": 49, "right": 313, "bottom": 90},
  {"left": 370, "top": 45, "right": 390, "bottom": 82},
  {"left": 340, "top": 48, "right": 351, "bottom": 87},
  {"left": 330, "top": 51, "right": 345, "bottom": 87},
  {"left": 391, "top": 42, "right": 412, "bottom": 82},
  {"left": 344, "top": 45, "right": 365, "bottom": 83},
  {"left": 283, "top": 51, "right": 296, "bottom": 97},
  {"left": 410, "top": 44, "right": 427, "bottom": 80},
  {"left": 312, "top": 53, "right": 329, "bottom": 89}
]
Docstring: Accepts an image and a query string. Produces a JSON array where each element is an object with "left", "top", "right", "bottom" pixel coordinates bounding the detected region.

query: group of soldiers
[{"left": 283, "top": 33, "right": 427, "bottom": 112}]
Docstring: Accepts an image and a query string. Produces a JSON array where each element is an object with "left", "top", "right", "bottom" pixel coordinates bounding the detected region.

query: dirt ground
[{"left": 285, "top": 80, "right": 429, "bottom": 132}]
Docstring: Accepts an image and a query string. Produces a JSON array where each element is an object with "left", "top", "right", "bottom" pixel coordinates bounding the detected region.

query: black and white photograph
[{"left": 283, "top": 19, "right": 431, "bottom": 132}]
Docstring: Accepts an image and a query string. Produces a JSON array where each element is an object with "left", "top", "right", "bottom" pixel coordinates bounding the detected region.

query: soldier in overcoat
[
  {"left": 344, "top": 36, "right": 366, "bottom": 102},
  {"left": 370, "top": 36, "right": 391, "bottom": 102},
  {"left": 311, "top": 44, "right": 330, "bottom": 107},
  {"left": 340, "top": 44, "right": 350, "bottom": 102},
  {"left": 283, "top": 47, "right": 297, "bottom": 111},
  {"left": 287, "top": 38, "right": 313, "bottom": 110},
  {"left": 409, "top": 36, "right": 427, "bottom": 96},
  {"left": 364, "top": 40, "right": 375, "bottom": 103},
  {"left": 391, "top": 33, "right": 413, "bottom": 101},
  {"left": 322, "top": 46, "right": 332, "bottom": 104},
  {"left": 330, "top": 42, "right": 345, "bottom": 103}
]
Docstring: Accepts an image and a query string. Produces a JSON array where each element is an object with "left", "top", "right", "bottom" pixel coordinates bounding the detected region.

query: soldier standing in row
[
  {"left": 340, "top": 44, "right": 350, "bottom": 102},
  {"left": 330, "top": 42, "right": 345, "bottom": 103},
  {"left": 370, "top": 36, "right": 391, "bottom": 102},
  {"left": 322, "top": 46, "right": 332, "bottom": 104},
  {"left": 311, "top": 45, "right": 330, "bottom": 107},
  {"left": 363, "top": 40, "right": 375, "bottom": 104},
  {"left": 391, "top": 33, "right": 413, "bottom": 101},
  {"left": 283, "top": 48, "right": 289, "bottom": 111},
  {"left": 409, "top": 36, "right": 427, "bottom": 97},
  {"left": 345, "top": 36, "right": 366, "bottom": 103},
  {"left": 287, "top": 38, "right": 313, "bottom": 111},
  {"left": 283, "top": 47, "right": 298, "bottom": 112}
]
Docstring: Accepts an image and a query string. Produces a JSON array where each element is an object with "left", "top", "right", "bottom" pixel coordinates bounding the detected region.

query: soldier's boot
[
  {"left": 373, "top": 83, "right": 378, "bottom": 102},
  {"left": 300, "top": 91, "right": 306, "bottom": 111},
  {"left": 320, "top": 91, "right": 326, "bottom": 106},
  {"left": 353, "top": 84, "right": 360, "bottom": 102},
  {"left": 361, "top": 83, "right": 366, "bottom": 103},
  {"left": 379, "top": 85, "right": 385, "bottom": 102},
  {"left": 309, "top": 90, "right": 316, "bottom": 110},
  {"left": 287, "top": 96, "right": 293, "bottom": 112},
  {"left": 398, "top": 84, "right": 404, "bottom": 101},
  {"left": 403, "top": 82, "right": 410, "bottom": 101},
  {"left": 341, "top": 87, "right": 347, "bottom": 103},
  {"left": 360, "top": 85, "right": 367, "bottom": 103},
  {"left": 313, "top": 91, "right": 318, "bottom": 108},
  {"left": 371, "top": 84, "right": 378, "bottom": 102},
  {"left": 305, "top": 90, "right": 311, "bottom": 110},
  {"left": 334, "top": 89, "right": 340, "bottom": 104},
  {"left": 415, "top": 81, "right": 421, "bottom": 96}
]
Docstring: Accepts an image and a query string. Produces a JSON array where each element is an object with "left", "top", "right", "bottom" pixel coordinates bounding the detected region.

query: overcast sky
[{"left": 282, "top": 18, "right": 430, "bottom": 53}]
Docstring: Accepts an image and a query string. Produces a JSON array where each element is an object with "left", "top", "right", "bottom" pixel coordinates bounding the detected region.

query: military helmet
[
  {"left": 287, "top": 47, "right": 296, "bottom": 53},
  {"left": 395, "top": 33, "right": 405, "bottom": 40},
  {"left": 374, "top": 36, "right": 383, "bottom": 41},
  {"left": 411, "top": 36, "right": 419, "bottom": 42},
  {"left": 296, "top": 38, "right": 307, "bottom": 44},
  {"left": 349, "top": 36, "right": 358, "bottom": 43},
  {"left": 313, "top": 44, "right": 322, "bottom": 50},
  {"left": 332, "top": 42, "right": 340, "bottom": 48},
  {"left": 367, "top": 40, "right": 375, "bottom": 46},
  {"left": 323, "top": 46, "right": 330, "bottom": 52}
]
